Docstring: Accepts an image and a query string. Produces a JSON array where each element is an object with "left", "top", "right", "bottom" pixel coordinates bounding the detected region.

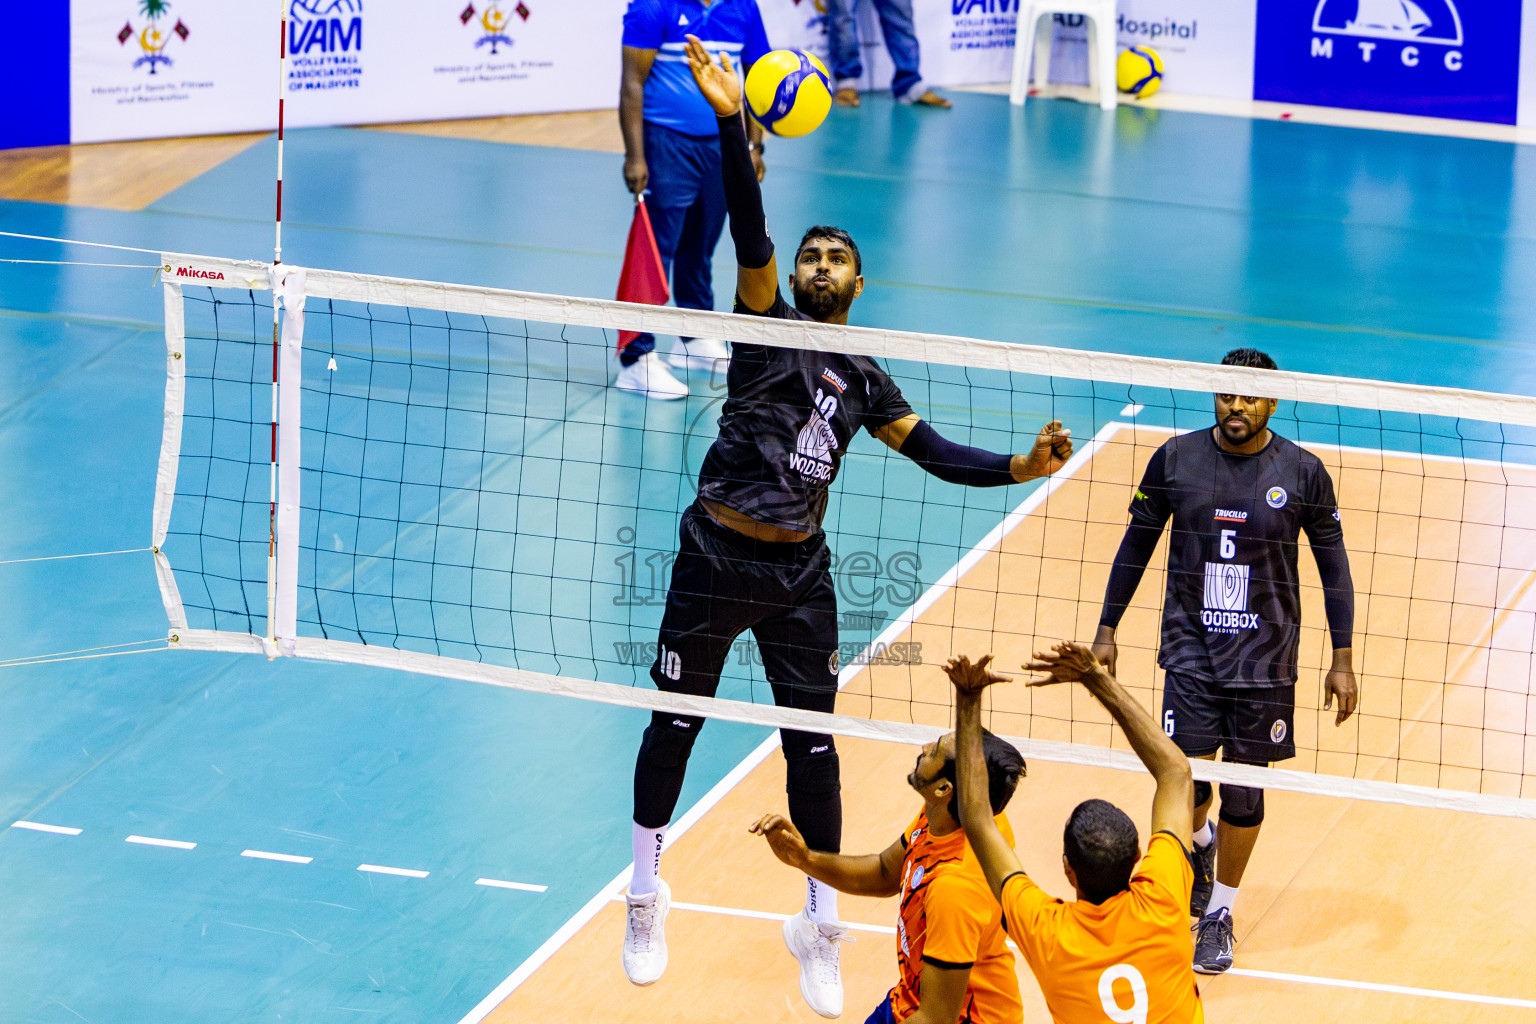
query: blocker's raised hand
[
  {"left": 942, "top": 653, "right": 1012, "bottom": 698},
  {"left": 1016, "top": 420, "right": 1073, "bottom": 480},
  {"left": 1024, "top": 641, "right": 1111, "bottom": 688},
  {"left": 684, "top": 35, "right": 743, "bottom": 118}
]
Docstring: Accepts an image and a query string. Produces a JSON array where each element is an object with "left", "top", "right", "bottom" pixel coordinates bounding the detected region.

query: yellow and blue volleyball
[
  {"left": 744, "top": 50, "right": 832, "bottom": 138},
  {"left": 1116, "top": 46, "right": 1164, "bottom": 99}
]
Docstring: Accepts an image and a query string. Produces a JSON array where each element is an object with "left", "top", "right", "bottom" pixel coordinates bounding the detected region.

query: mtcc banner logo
[
  {"left": 1254, "top": 0, "right": 1520, "bottom": 125},
  {"left": 1310, "top": 0, "right": 1464, "bottom": 69}
]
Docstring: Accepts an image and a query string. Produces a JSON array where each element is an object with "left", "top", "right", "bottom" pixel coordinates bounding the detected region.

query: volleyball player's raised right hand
[
  {"left": 942, "top": 653, "right": 1011, "bottom": 698},
  {"left": 684, "top": 35, "right": 743, "bottom": 118}
]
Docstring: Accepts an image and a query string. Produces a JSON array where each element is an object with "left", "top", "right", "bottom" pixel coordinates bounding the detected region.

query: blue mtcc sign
[{"left": 1254, "top": 0, "right": 1522, "bottom": 124}]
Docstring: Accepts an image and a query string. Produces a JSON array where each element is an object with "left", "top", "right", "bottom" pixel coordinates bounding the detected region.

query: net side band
[{"left": 161, "top": 253, "right": 1536, "bottom": 428}]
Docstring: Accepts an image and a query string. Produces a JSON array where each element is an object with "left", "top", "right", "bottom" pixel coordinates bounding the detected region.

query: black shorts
[
  {"left": 650, "top": 503, "right": 839, "bottom": 714},
  {"left": 1161, "top": 672, "right": 1296, "bottom": 764}
]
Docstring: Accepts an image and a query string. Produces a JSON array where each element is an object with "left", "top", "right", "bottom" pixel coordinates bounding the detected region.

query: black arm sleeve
[
  {"left": 717, "top": 112, "right": 774, "bottom": 270},
  {"left": 898, "top": 419, "right": 1016, "bottom": 487},
  {"left": 1099, "top": 521, "right": 1163, "bottom": 629},
  {"left": 1302, "top": 463, "right": 1355, "bottom": 650},
  {"left": 1311, "top": 536, "right": 1355, "bottom": 649},
  {"left": 1101, "top": 447, "right": 1172, "bottom": 629}
]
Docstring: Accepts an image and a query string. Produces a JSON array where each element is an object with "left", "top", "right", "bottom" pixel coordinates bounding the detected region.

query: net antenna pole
[{"left": 267, "top": 0, "right": 287, "bottom": 652}]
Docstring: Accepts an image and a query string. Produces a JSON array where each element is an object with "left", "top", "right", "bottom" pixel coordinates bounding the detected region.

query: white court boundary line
[
  {"left": 452, "top": 731, "right": 785, "bottom": 1024},
  {"left": 596, "top": 896, "right": 1536, "bottom": 1008},
  {"left": 621, "top": 896, "right": 1536, "bottom": 1010}
]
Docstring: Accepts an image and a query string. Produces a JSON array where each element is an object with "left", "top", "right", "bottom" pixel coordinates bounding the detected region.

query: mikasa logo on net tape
[
  {"left": 1309, "top": 0, "right": 1465, "bottom": 70},
  {"left": 172, "top": 265, "right": 225, "bottom": 280}
]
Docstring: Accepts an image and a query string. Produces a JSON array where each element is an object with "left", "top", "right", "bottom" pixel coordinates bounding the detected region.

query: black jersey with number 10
[
  {"left": 1130, "top": 429, "right": 1344, "bottom": 686},
  {"left": 695, "top": 292, "right": 914, "bottom": 534}
]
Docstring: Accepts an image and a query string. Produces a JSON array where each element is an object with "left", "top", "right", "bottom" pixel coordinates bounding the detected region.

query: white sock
[
  {"left": 1193, "top": 821, "right": 1214, "bottom": 848},
  {"left": 806, "top": 876, "right": 839, "bottom": 927},
  {"left": 630, "top": 823, "right": 666, "bottom": 898},
  {"left": 1208, "top": 881, "right": 1238, "bottom": 917}
]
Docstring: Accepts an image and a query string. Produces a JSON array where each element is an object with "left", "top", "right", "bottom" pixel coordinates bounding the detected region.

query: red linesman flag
[{"left": 615, "top": 197, "right": 669, "bottom": 353}]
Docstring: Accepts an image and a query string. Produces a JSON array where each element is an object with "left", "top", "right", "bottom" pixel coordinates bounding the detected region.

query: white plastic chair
[{"left": 1009, "top": 0, "right": 1118, "bottom": 111}]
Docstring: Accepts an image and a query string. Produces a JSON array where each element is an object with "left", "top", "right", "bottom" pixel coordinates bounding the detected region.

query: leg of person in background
[
  {"left": 1189, "top": 772, "right": 1217, "bottom": 917},
  {"left": 615, "top": 123, "right": 692, "bottom": 399},
  {"left": 1193, "top": 771, "right": 1261, "bottom": 976},
  {"left": 869, "top": 0, "right": 950, "bottom": 107},
  {"left": 666, "top": 132, "right": 731, "bottom": 374},
  {"left": 1193, "top": 686, "right": 1289, "bottom": 975},
  {"left": 823, "top": 0, "right": 866, "bottom": 107}
]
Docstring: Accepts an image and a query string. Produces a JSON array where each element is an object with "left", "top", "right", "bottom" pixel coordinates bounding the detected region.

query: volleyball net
[{"left": 153, "top": 254, "right": 1536, "bottom": 818}]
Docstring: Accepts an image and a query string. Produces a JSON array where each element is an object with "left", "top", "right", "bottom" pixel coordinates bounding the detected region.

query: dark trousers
[{"left": 622, "top": 122, "right": 729, "bottom": 366}]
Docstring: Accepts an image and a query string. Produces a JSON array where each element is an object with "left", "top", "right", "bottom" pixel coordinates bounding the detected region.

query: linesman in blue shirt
[{"left": 616, "top": 0, "right": 771, "bottom": 399}]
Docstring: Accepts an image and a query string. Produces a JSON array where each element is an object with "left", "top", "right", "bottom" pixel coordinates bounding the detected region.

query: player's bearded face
[
  {"left": 791, "top": 242, "right": 860, "bottom": 321},
  {"left": 1214, "top": 393, "right": 1276, "bottom": 445}
]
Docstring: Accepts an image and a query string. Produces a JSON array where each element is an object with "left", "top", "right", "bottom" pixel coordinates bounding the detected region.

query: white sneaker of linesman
[
  {"left": 668, "top": 336, "right": 730, "bottom": 372},
  {"left": 783, "top": 908, "right": 849, "bottom": 1017},
  {"left": 615, "top": 352, "right": 688, "bottom": 400},
  {"left": 622, "top": 878, "right": 671, "bottom": 985}
]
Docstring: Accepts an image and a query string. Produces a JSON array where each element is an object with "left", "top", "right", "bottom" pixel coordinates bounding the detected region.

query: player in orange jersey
[
  {"left": 749, "top": 728, "right": 1026, "bottom": 1024},
  {"left": 945, "top": 644, "right": 1204, "bottom": 1024}
]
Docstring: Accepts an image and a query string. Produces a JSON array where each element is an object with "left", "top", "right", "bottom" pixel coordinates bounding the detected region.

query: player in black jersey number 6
[
  {"left": 620, "top": 35, "right": 1075, "bottom": 1018},
  {"left": 1093, "top": 348, "right": 1357, "bottom": 976}
]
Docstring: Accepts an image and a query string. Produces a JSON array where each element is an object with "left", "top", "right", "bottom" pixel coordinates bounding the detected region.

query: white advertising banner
[
  {"left": 70, "top": 0, "right": 273, "bottom": 144},
  {"left": 1517, "top": 0, "right": 1536, "bottom": 127},
  {"left": 281, "top": 0, "right": 622, "bottom": 128},
  {"left": 69, "top": 0, "right": 1257, "bottom": 144},
  {"left": 756, "top": 0, "right": 1254, "bottom": 100},
  {"left": 70, "top": 0, "right": 624, "bottom": 143},
  {"left": 757, "top": 0, "right": 1017, "bottom": 90},
  {"left": 1114, "top": 0, "right": 1255, "bottom": 100}
]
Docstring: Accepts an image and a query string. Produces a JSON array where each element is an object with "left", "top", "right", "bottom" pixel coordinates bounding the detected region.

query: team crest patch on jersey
[
  {"left": 910, "top": 864, "right": 925, "bottom": 889},
  {"left": 1266, "top": 486, "right": 1288, "bottom": 509},
  {"left": 828, "top": 649, "right": 840, "bottom": 674},
  {"left": 1270, "top": 719, "right": 1287, "bottom": 744}
]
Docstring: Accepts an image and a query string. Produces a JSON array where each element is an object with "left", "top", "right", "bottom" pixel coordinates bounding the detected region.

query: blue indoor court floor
[{"left": 1, "top": 93, "right": 1535, "bottom": 1022}]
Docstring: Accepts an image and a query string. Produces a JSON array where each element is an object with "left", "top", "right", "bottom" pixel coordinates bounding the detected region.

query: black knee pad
[
  {"left": 638, "top": 715, "right": 703, "bottom": 770},
  {"left": 783, "top": 737, "right": 841, "bottom": 797},
  {"left": 1218, "top": 784, "right": 1264, "bottom": 828},
  {"left": 1193, "top": 780, "right": 1213, "bottom": 809}
]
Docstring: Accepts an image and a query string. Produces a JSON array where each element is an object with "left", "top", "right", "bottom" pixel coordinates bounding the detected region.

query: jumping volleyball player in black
[
  {"left": 1092, "top": 348, "right": 1358, "bottom": 976},
  {"left": 621, "top": 35, "right": 1074, "bottom": 1017}
]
